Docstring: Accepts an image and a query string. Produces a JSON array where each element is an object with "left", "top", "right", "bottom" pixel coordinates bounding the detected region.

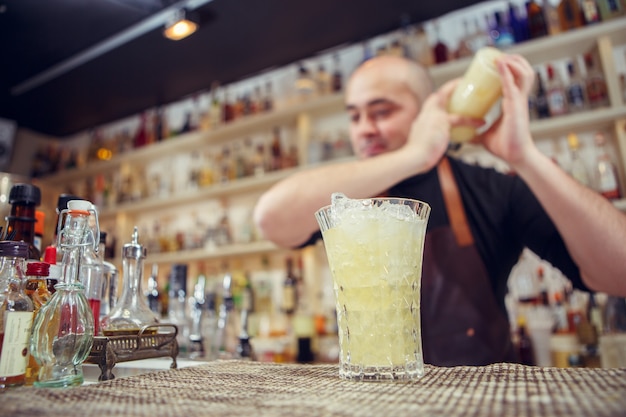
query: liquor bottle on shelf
[
  {"left": 565, "top": 58, "right": 588, "bottom": 113},
  {"left": 546, "top": 64, "right": 569, "bottom": 117},
  {"left": 584, "top": 53, "right": 609, "bottom": 109},
  {"left": 282, "top": 257, "right": 298, "bottom": 316},
  {"left": 597, "top": 0, "right": 625, "bottom": 20},
  {"left": 315, "top": 63, "right": 332, "bottom": 95},
  {"left": 432, "top": 20, "right": 449, "bottom": 64},
  {"left": 6, "top": 183, "right": 41, "bottom": 262},
  {"left": 592, "top": 132, "right": 621, "bottom": 200},
  {"left": 80, "top": 216, "right": 104, "bottom": 336},
  {"left": 557, "top": 0, "right": 584, "bottom": 30},
  {"left": 98, "top": 231, "right": 118, "bottom": 318},
  {"left": 567, "top": 133, "right": 591, "bottom": 186},
  {"left": 270, "top": 127, "right": 284, "bottom": 171},
  {"left": 263, "top": 81, "right": 274, "bottom": 112},
  {"left": 516, "top": 316, "right": 536, "bottom": 366},
  {"left": 208, "top": 81, "right": 222, "bottom": 129},
  {"left": 222, "top": 87, "right": 235, "bottom": 123},
  {"left": 581, "top": 0, "right": 602, "bottom": 24},
  {"left": 542, "top": 0, "right": 562, "bottom": 36},
  {"left": 0, "top": 241, "right": 34, "bottom": 390},
  {"left": 508, "top": 2, "right": 529, "bottom": 43},
  {"left": 146, "top": 264, "right": 161, "bottom": 316},
  {"left": 526, "top": 0, "right": 548, "bottom": 39},
  {"left": 411, "top": 25, "right": 434, "bottom": 67},
  {"left": 295, "top": 63, "right": 316, "bottom": 100},
  {"left": 331, "top": 53, "right": 343, "bottom": 93},
  {"left": 490, "top": 11, "right": 515, "bottom": 48}
]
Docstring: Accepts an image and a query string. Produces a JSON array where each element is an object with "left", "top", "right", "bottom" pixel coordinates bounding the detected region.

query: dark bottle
[
  {"left": 146, "top": 264, "right": 161, "bottom": 315},
  {"left": 6, "top": 184, "right": 42, "bottom": 261},
  {"left": 565, "top": 59, "right": 588, "bottom": 112},
  {"left": 332, "top": 53, "right": 343, "bottom": 93},
  {"left": 581, "top": 0, "right": 601, "bottom": 24},
  {"left": 526, "top": 0, "right": 548, "bottom": 39},
  {"left": 282, "top": 257, "right": 298, "bottom": 315},
  {"left": 558, "top": 0, "right": 584, "bottom": 30},
  {"left": 508, "top": 2, "right": 529, "bottom": 43},
  {"left": 584, "top": 53, "right": 609, "bottom": 109},
  {"left": 432, "top": 21, "right": 449, "bottom": 64},
  {"left": 517, "top": 316, "right": 535, "bottom": 366}
]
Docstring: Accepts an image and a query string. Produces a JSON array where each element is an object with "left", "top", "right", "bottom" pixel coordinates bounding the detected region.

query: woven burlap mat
[{"left": 1, "top": 361, "right": 625, "bottom": 417}]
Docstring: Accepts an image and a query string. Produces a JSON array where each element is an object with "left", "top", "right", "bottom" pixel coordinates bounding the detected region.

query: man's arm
[
  {"left": 480, "top": 54, "right": 626, "bottom": 296},
  {"left": 253, "top": 148, "right": 418, "bottom": 248}
]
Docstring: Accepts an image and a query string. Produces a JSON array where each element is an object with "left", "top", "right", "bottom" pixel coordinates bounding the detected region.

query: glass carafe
[
  {"left": 30, "top": 200, "right": 97, "bottom": 387},
  {"left": 101, "top": 227, "right": 159, "bottom": 335}
]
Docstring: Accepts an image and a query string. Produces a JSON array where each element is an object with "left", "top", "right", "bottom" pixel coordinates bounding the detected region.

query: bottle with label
[
  {"left": 282, "top": 257, "right": 298, "bottom": 315},
  {"left": 295, "top": 63, "right": 316, "bottom": 101},
  {"left": 567, "top": 133, "right": 590, "bottom": 186},
  {"left": 542, "top": 0, "right": 562, "bottom": 36},
  {"left": 546, "top": 64, "right": 569, "bottom": 117},
  {"left": 98, "top": 231, "right": 118, "bottom": 319},
  {"left": 508, "top": 3, "right": 529, "bottom": 43},
  {"left": 315, "top": 64, "right": 331, "bottom": 96},
  {"left": 30, "top": 200, "right": 96, "bottom": 387},
  {"left": 584, "top": 53, "right": 609, "bottom": 109},
  {"left": 411, "top": 25, "right": 435, "bottom": 67},
  {"left": 592, "top": 132, "right": 621, "bottom": 200},
  {"left": 517, "top": 316, "right": 536, "bottom": 366},
  {"left": 581, "top": 0, "right": 602, "bottom": 24},
  {"left": 6, "top": 183, "right": 42, "bottom": 262},
  {"left": 209, "top": 81, "right": 223, "bottom": 129},
  {"left": 23, "top": 261, "right": 51, "bottom": 385},
  {"left": 557, "top": 0, "right": 584, "bottom": 30},
  {"left": 565, "top": 59, "right": 588, "bottom": 112},
  {"left": 34, "top": 210, "right": 44, "bottom": 255},
  {"left": 0, "top": 242, "right": 33, "bottom": 390}
]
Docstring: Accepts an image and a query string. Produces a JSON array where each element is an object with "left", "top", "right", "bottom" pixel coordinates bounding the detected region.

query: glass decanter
[
  {"left": 30, "top": 200, "right": 97, "bottom": 387},
  {"left": 101, "top": 227, "right": 159, "bottom": 335}
]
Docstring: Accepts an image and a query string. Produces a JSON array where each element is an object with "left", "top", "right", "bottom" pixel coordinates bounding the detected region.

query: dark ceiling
[{"left": 0, "top": 0, "right": 484, "bottom": 138}]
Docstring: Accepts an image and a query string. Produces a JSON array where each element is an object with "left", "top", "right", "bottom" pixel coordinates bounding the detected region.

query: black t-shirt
[{"left": 302, "top": 157, "right": 586, "bottom": 310}]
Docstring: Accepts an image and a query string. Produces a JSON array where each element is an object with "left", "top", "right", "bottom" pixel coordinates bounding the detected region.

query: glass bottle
[
  {"left": 98, "top": 231, "right": 118, "bottom": 319},
  {"left": 597, "top": 0, "right": 624, "bottom": 20},
  {"left": 592, "top": 132, "right": 621, "bottom": 200},
  {"left": 534, "top": 72, "right": 551, "bottom": 119},
  {"left": 100, "top": 227, "right": 159, "bottom": 335},
  {"left": 331, "top": 53, "right": 343, "bottom": 93},
  {"left": 490, "top": 11, "right": 515, "bottom": 49},
  {"left": 0, "top": 241, "right": 33, "bottom": 390},
  {"left": 558, "top": 0, "right": 584, "bottom": 30},
  {"left": 6, "top": 183, "right": 41, "bottom": 261},
  {"left": 584, "top": 53, "right": 609, "bottom": 109},
  {"left": 282, "top": 257, "right": 298, "bottom": 316},
  {"left": 30, "top": 200, "right": 96, "bottom": 387},
  {"left": 526, "top": 0, "right": 548, "bottom": 39},
  {"left": 565, "top": 59, "right": 588, "bottom": 112},
  {"left": 432, "top": 20, "right": 449, "bottom": 64},
  {"left": 546, "top": 64, "right": 569, "bottom": 117},
  {"left": 581, "top": 0, "right": 601, "bottom": 24},
  {"left": 80, "top": 222, "right": 104, "bottom": 336},
  {"left": 567, "top": 133, "right": 590, "bottom": 186},
  {"left": 542, "top": 0, "right": 562, "bottom": 36},
  {"left": 24, "top": 261, "right": 51, "bottom": 385},
  {"left": 146, "top": 263, "right": 161, "bottom": 315}
]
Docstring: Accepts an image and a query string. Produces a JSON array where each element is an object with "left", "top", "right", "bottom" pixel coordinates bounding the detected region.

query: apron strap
[{"left": 437, "top": 157, "right": 474, "bottom": 247}]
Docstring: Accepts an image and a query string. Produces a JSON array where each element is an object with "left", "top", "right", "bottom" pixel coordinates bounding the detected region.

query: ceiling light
[{"left": 163, "top": 9, "right": 198, "bottom": 41}]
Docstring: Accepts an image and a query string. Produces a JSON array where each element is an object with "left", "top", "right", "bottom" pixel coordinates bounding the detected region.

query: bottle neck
[
  {"left": 6, "top": 204, "right": 39, "bottom": 260},
  {"left": 0, "top": 256, "right": 27, "bottom": 292}
]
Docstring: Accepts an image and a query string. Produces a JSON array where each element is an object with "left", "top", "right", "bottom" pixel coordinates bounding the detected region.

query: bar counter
[{"left": 1, "top": 360, "right": 625, "bottom": 417}]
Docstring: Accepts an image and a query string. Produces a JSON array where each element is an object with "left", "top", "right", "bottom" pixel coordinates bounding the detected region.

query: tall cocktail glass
[{"left": 315, "top": 193, "right": 430, "bottom": 381}]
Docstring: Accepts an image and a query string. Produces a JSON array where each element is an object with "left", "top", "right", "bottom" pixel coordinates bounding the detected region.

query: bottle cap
[
  {"left": 26, "top": 261, "right": 50, "bottom": 277},
  {"left": 56, "top": 194, "right": 82, "bottom": 213},
  {"left": 44, "top": 245, "right": 57, "bottom": 264},
  {"left": 67, "top": 200, "right": 92, "bottom": 211},
  {"left": 122, "top": 226, "right": 146, "bottom": 259},
  {"left": 9, "top": 183, "right": 41, "bottom": 206},
  {"left": 0, "top": 241, "right": 29, "bottom": 258}
]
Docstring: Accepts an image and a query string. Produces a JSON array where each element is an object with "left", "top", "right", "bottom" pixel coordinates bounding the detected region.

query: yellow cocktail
[{"left": 316, "top": 194, "right": 430, "bottom": 381}]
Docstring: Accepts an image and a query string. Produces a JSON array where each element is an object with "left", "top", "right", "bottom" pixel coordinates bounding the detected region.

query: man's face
[{"left": 345, "top": 70, "right": 420, "bottom": 159}]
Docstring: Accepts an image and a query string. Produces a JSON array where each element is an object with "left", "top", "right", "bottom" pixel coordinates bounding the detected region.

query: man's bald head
[{"left": 348, "top": 55, "right": 434, "bottom": 105}]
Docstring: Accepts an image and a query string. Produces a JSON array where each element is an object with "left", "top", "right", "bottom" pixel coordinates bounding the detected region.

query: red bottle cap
[{"left": 44, "top": 245, "right": 57, "bottom": 264}]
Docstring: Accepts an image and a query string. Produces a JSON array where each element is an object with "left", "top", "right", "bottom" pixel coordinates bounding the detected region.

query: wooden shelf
[{"left": 121, "top": 240, "right": 282, "bottom": 265}]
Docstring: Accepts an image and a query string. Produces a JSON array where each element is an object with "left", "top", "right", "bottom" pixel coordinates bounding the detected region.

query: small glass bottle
[
  {"left": 146, "top": 264, "right": 161, "bottom": 315},
  {"left": 565, "top": 59, "right": 588, "bottom": 113},
  {"left": 282, "top": 257, "right": 298, "bottom": 316},
  {"left": 30, "top": 200, "right": 97, "bottom": 387},
  {"left": 546, "top": 64, "right": 569, "bottom": 117},
  {"left": 584, "top": 53, "right": 609, "bottom": 109},
  {"left": 100, "top": 227, "right": 159, "bottom": 335},
  {"left": 6, "top": 183, "right": 42, "bottom": 261},
  {"left": 23, "top": 261, "right": 51, "bottom": 385},
  {"left": 592, "top": 132, "right": 621, "bottom": 200},
  {"left": 567, "top": 133, "right": 590, "bottom": 186},
  {"left": 0, "top": 241, "right": 33, "bottom": 390}
]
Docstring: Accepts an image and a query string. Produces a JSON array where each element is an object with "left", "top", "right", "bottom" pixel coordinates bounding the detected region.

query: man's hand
[{"left": 476, "top": 54, "right": 537, "bottom": 168}]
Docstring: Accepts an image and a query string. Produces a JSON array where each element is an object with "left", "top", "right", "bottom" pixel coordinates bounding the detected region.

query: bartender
[{"left": 253, "top": 53, "right": 626, "bottom": 366}]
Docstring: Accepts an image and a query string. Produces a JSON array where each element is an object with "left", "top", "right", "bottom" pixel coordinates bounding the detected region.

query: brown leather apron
[{"left": 420, "top": 157, "right": 517, "bottom": 366}]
